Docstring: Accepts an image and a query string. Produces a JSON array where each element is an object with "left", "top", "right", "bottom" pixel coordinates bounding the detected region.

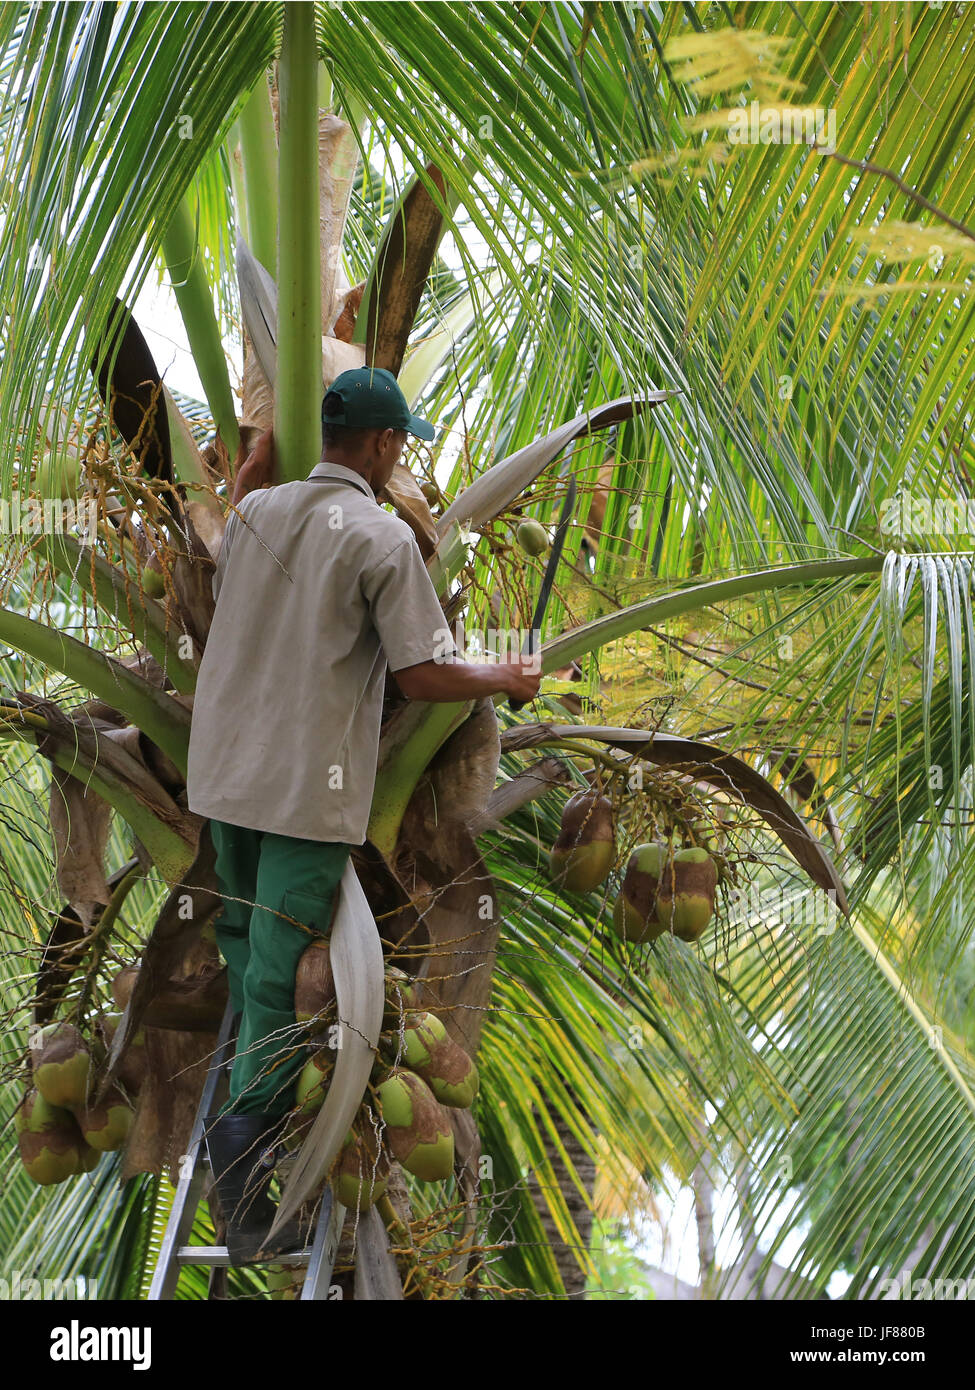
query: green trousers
[{"left": 208, "top": 819, "right": 351, "bottom": 1118}]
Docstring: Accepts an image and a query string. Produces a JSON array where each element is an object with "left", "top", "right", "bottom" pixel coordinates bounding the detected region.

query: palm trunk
[{"left": 528, "top": 1104, "right": 596, "bottom": 1299}]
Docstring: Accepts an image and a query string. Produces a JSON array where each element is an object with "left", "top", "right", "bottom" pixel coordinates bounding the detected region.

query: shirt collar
[{"left": 306, "top": 460, "right": 377, "bottom": 502}]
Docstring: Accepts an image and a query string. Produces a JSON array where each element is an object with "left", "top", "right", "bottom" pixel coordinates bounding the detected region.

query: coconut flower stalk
[
  {"left": 234, "top": 75, "right": 278, "bottom": 274},
  {"left": 274, "top": 2, "right": 322, "bottom": 484},
  {"left": 160, "top": 194, "right": 240, "bottom": 458}
]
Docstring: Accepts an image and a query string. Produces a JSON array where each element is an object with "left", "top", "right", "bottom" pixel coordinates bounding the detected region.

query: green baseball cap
[{"left": 322, "top": 367, "right": 435, "bottom": 441}]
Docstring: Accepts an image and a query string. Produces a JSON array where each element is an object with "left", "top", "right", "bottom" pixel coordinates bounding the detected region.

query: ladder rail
[
  {"left": 148, "top": 1005, "right": 235, "bottom": 1300},
  {"left": 300, "top": 1189, "right": 346, "bottom": 1300}
]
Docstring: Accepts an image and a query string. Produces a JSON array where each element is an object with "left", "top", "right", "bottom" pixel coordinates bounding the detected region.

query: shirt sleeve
[{"left": 361, "top": 536, "right": 457, "bottom": 672}]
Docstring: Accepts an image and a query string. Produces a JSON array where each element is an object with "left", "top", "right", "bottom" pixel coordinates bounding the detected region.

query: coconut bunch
[
  {"left": 288, "top": 948, "right": 479, "bottom": 1212},
  {"left": 16, "top": 1020, "right": 137, "bottom": 1185},
  {"left": 612, "top": 842, "right": 718, "bottom": 944},
  {"left": 542, "top": 776, "right": 725, "bottom": 945},
  {"left": 15, "top": 945, "right": 225, "bottom": 1186}
]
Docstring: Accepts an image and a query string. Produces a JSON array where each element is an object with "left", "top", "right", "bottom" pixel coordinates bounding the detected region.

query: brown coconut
[
  {"left": 548, "top": 790, "right": 617, "bottom": 893},
  {"left": 656, "top": 847, "right": 718, "bottom": 942},
  {"left": 294, "top": 938, "right": 336, "bottom": 1029},
  {"left": 612, "top": 842, "right": 667, "bottom": 943}
]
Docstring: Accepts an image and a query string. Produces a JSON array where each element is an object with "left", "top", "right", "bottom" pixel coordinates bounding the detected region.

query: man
[{"left": 185, "top": 366, "right": 540, "bottom": 1261}]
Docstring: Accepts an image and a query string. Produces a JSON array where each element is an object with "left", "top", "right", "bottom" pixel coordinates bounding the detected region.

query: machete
[{"left": 509, "top": 473, "right": 577, "bottom": 713}]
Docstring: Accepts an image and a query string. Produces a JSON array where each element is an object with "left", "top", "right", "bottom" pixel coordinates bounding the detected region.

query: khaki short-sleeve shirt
[{"left": 186, "top": 461, "right": 454, "bottom": 844}]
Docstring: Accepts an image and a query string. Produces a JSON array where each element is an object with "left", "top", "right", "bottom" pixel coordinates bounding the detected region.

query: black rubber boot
[{"left": 204, "top": 1112, "right": 306, "bottom": 1265}]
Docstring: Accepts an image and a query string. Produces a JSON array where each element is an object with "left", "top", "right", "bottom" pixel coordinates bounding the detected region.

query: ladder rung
[{"left": 177, "top": 1245, "right": 312, "bottom": 1268}]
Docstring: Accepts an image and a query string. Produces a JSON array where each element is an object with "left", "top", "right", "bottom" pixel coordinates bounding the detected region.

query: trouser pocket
[{"left": 280, "top": 887, "right": 338, "bottom": 940}]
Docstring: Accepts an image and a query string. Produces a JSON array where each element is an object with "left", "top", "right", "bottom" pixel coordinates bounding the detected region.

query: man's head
[{"left": 321, "top": 367, "right": 434, "bottom": 494}]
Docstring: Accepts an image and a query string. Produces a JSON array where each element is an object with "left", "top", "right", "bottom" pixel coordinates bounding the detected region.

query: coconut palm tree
[{"left": 1, "top": 1, "right": 974, "bottom": 1300}]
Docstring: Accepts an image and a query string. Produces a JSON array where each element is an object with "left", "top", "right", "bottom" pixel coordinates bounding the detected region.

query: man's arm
[
  {"left": 394, "top": 656, "right": 541, "bottom": 705},
  {"left": 363, "top": 527, "right": 542, "bottom": 707},
  {"left": 231, "top": 428, "right": 276, "bottom": 504}
]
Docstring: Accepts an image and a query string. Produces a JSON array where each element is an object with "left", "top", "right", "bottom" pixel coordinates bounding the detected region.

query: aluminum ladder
[{"left": 148, "top": 1004, "right": 345, "bottom": 1299}]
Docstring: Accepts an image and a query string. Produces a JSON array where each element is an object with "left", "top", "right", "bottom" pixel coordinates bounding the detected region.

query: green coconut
[
  {"left": 419, "top": 480, "right": 440, "bottom": 507},
  {"left": 515, "top": 519, "right": 549, "bottom": 556},
  {"left": 294, "top": 938, "right": 335, "bottom": 1030},
  {"left": 294, "top": 1049, "right": 334, "bottom": 1120},
  {"left": 396, "top": 1010, "right": 446, "bottom": 1069},
  {"left": 35, "top": 450, "right": 80, "bottom": 501},
  {"left": 15, "top": 1089, "right": 75, "bottom": 1137},
  {"left": 382, "top": 968, "right": 423, "bottom": 1030},
  {"left": 32, "top": 1023, "right": 92, "bottom": 1109},
  {"left": 142, "top": 564, "right": 166, "bottom": 598},
  {"left": 612, "top": 842, "right": 667, "bottom": 943},
  {"left": 656, "top": 847, "right": 717, "bottom": 942},
  {"left": 548, "top": 790, "right": 617, "bottom": 893},
  {"left": 75, "top": 1142, "right": 101, "bottom": 1174},
  {"left": 424, "top": 1048, "right": 478, "bottom": 1110},
  {"left": 396, "top": 1012, "right": 479, "bottom": 1109},
  {"left": 18, "top": 1133, "right": 82, "bottom": 1185},
  {"left": 375, "top": 1069, "right": 454, "bottom": 1182},
  {"left": 76, "top": 1086, "right": 133, "bottom": 1153},
  {"left": 333, "top": 1126, "right": 389, "bottom": 1211},
  {"left": 16, "top": 1093, "right": 88, "bottom": 1186}
]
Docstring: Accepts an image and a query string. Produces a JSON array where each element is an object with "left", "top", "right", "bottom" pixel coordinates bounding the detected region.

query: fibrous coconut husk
[
  {"left": 102, "top": 824, "right": 223, "bottom": 1171},
  {"left": 48, "top": 768, "right": 113, "bottom": 929},
  {"left": 380, "top": 464, "right": 439, "bottom": 559},
  {"left": 119, "top": 1026, "right": 219, "bottom": 1184},
  {"left": 165, "top": 510, "right": 216, "bottom": 651},
  {"left": 241, "top": 333, "right": 274, "bottom": 433},
  {"left": 112, "top": 962, "right": 227, "bottom": 1031},
  {"left": 318, "top": 112, "right": 359, "bottom": 333},
  {"left": 332, "top": 283, "right": 365, "bottom": 342},
  {"left": 185, "top": 500, "right": 225, "bottom": 562}
]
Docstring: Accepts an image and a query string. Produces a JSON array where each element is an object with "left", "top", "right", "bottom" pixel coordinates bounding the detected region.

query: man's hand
[
  {"left": 394, "top": 655, "right": 542, "bottom": 704},
  {"left": 231, "top": 428, "right": 277, "bottom": 505},
  {"left": 498, "top": 657, "right": 543, "bottom": 704}
]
